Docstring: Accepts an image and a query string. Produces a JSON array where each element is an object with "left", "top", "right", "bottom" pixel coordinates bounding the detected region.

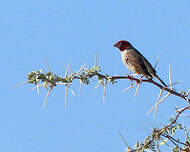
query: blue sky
[{"left": 1, "top": 0, "right": 190, "bottom": 151}]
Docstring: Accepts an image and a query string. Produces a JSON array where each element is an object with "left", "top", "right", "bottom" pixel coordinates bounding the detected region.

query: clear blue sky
[{"left": 1, "top": 0, "right": 190, "bottom": 151}]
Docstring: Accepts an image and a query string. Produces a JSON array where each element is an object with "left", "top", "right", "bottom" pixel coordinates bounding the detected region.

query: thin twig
[
  {"left": 165, "top": 105, "right": 190, "bottom": 129},
  {"left": 159, "top": 137, "right": 173, "bottom": 150},
  {"left": 161, "top": 133, "right": 188, "bottom": 147}
]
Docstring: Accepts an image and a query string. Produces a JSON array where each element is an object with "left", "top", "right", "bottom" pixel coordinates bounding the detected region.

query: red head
[{"left": 114, "top": 40, "right": 133, "bottom": 51}]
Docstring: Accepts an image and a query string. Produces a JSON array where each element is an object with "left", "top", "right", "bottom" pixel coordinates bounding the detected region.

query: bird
[{"left": 114, "top": 40, "right": 167, "bottom": 87}]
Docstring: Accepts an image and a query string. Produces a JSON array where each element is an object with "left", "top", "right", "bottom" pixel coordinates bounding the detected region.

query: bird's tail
[{"left": 154, "top": 75, "right": 167, "bottom": 87}]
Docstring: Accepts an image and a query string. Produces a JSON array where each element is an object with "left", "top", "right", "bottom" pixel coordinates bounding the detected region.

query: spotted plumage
[{"left": 114, "top": 40, "right": 167, "bottom": 87}]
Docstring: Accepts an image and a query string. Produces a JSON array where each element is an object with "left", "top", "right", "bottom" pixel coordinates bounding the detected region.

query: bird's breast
[{"left": 121, "top": 50, "right": 137, "bottom": 73}]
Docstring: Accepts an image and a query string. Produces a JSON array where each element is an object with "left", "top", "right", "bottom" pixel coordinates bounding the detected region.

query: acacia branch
[
  {"left": 160, "top": 133, "right": 184, "bottom": 151},
  {"left": 18, "top": 62, "right": 190, "bottom": 152},
  {"left": 165, "top": 105, "right": 190, "bottom": 129},
  {"left": 92, "top": 73, "right": 190, "bottom": 103}
]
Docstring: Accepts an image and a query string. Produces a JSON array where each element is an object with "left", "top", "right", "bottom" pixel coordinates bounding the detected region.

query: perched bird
[{"left": 114, "top": 40, "right": 167, "bottom": 87}]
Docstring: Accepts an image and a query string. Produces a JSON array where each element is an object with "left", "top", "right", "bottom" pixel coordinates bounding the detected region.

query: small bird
[{"left": 114, "top": 40, "right": 167, "bottom": 87}]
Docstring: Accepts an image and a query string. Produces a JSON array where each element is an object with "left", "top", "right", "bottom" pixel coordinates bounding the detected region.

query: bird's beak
[{"left": 113, "top": 43, "right": 118, "bottom": 48}]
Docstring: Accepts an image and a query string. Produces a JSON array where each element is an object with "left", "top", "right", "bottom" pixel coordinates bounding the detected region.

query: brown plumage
[{"left": 114, "top": 40, "right": 167, "bottom": 87}]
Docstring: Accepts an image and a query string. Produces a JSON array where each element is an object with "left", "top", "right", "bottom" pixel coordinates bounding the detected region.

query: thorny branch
[{"left": 18, "top": 61, "right": 190, "bottom": 152}]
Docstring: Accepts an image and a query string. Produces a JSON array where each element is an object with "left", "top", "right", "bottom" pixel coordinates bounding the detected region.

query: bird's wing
[
  {"left": 127, "top": 48, "right": 152, "bottom": 77},
  {"left": 141, "top": 55, "right": 157, "bottom": 75},
  {"left": 141, "top": 56, "right": 167, "bottom": 87}
]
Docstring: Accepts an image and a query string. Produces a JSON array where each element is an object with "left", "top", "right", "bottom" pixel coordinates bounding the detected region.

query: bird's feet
[
  {"left": 127, "top": 73, "right": 141, "bottom": 78},
  {"left": 128, "top": 73, "right": 144, "bottom": 80},
  {"left": 126, "top": 73, "right": 144, "bottom": 85}
]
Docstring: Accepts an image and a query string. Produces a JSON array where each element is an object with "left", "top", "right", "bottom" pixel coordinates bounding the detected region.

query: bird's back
[{"left": 121, "top": 48, "right": 155, "bottom": 78}]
